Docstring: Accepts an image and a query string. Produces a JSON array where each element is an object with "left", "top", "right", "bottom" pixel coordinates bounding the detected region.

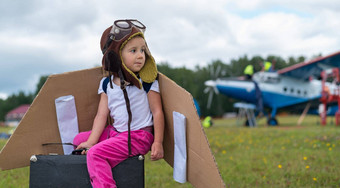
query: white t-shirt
[{"left": 98, "top": 76, "right": 159, "bottom": 132}]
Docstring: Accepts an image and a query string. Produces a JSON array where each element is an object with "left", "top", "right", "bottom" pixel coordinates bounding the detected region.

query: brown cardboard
[
  {"left": 0, "top": 67, "right": 103, "bottom": 170},
  {"left": 159, "top": 73, "right": 225, "bottom": 188},
  {"left": 0, "top": 67, "right": 225, "bottom": 187}
]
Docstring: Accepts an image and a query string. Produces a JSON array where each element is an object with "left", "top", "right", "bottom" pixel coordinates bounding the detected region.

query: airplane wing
[{"left": 277, "top": 51, "right": 340, "bottom": 80}]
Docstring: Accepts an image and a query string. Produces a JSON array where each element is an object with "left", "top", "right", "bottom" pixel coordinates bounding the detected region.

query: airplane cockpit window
[{"left": 257, "top": 72, "right": 280, "bottom": 83}]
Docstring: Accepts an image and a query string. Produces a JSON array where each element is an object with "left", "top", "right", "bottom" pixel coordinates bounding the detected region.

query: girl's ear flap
[{"left": 104, "top": 51, "right": 121, "bottom": 73}]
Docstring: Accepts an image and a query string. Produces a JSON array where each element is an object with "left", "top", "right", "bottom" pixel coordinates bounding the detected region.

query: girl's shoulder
[{"left": 99, "top": 76, "right": 117, "bottom": 94}]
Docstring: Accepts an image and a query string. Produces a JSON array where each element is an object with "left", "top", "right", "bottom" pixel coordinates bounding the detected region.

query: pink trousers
[{"left": 73, "top": 126, "right": 154, "bottom": 188}]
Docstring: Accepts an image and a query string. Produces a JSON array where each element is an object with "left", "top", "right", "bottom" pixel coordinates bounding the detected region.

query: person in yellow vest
[
  {"left": 261, "top": 61, "right": 272, "bottom": 72},
  {"left": 244, "top": 64, "right": 254, "bottom": 80}
]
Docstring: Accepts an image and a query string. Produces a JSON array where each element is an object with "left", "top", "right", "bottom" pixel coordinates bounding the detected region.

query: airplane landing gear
[{"left": 267, "top": 117, "right": 278, "bottom": 126}]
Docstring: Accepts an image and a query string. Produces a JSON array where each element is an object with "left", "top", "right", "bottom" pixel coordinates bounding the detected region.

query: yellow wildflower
[
  {"left": 278, "top": 164, "right": 282, "bottom": 168},
  {"left": 303, "top": 157, "right": 307, "bottom": 160},
  {"left": 313, "top": 177, "right": 317, "bottom": 181},
  {"left": 306, "top": 165, "right": 310, "bottom": 169},
  {"left": 263, "top": 158, "right": 267, "bottom": 164}
]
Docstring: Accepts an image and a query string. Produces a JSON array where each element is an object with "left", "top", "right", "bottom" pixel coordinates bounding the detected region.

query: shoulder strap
[
  {"left": 142, "top": 82, "right": 153, "bottom": 93},
  {"left": 102, "top": 76, "right": 110, "bottom": 94},
  {"left": 142, "top": 74, "right": 159, "bottom": 93}
]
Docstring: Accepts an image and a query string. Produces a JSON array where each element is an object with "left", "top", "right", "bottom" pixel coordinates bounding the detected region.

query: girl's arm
[
  {"left": 76, "top": 93, "right": 109, "bottom": 151},
  {"left": 147, "top": 90, "right": 165, "bottom": 161}
]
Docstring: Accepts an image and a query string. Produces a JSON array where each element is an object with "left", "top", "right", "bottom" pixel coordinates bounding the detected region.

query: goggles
[{"left": 109, "top": 19, "right": 146, "bottom": 41}]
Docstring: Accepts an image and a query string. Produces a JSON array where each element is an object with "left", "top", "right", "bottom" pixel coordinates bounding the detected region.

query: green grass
[
  {"left": 1, "top": 115, "right": 340, "bottom": 187},
  {"left": 211, "top": 116, "right": 340, "bottom": 187},
  {"left": 0, "top": 138, "right": 30, "bottom": 188}
]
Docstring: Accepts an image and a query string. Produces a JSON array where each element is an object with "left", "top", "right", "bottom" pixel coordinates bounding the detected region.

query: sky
[{"left": 0, "top": 0, "right": 339, "bottom": 99}]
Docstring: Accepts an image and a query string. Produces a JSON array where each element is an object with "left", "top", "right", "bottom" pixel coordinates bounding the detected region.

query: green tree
[
  {"left": 0, "top": 91, "right": 34, "bottom": 121},
  {"left": 0, "top": 75, "right": 49, "bottom": 121},
  {"left": 287, "top": 56, "right": 306, "bottom": 67},
  {"left": 0, "top": 99, "right": 6, "bottom": 122}
]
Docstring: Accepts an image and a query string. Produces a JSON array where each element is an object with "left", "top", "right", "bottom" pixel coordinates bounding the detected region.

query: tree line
[
  {"left": 0, "top": 54, "right": 314, "bottom": 121},
  {"left": 0, "top": 76, "right": 48, "bottom": 122}
]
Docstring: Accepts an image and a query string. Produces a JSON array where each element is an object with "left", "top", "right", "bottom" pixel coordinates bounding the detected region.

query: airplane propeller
[
  {"left": 204, "top": 80, "right": 219, "bottom": 109},
  {"left": 204, "top": 65, "right": 222, "bottom": 109}
]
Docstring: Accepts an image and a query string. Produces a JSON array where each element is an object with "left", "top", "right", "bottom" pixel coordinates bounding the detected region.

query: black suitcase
[
  {"left": 29, "top": 155, "right": 91, "bottom": 188},
  {"left": 29, "top": 154, "right": 145, "bottom": 188},
  {"left": 112, "top": 155, "right": 145, "bottom": 188}
]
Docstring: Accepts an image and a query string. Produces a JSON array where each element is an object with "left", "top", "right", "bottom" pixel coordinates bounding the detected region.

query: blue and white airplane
[{"left": 205, "top": 51, "right": 340, "bottom": 125}]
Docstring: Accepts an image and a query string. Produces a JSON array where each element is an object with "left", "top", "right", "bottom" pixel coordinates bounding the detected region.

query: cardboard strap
[{"left": 42, "top": 142, "right": 77, "bottom": 147}]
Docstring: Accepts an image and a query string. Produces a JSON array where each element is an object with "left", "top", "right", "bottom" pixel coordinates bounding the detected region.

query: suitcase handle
[{"left": 72, "top": 148, "right": 89, "bottom": 155}]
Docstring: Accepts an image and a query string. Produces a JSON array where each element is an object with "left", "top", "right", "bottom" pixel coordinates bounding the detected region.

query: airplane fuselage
[{"left": 213, "top": 72, "right": 330, "bottom": 118}]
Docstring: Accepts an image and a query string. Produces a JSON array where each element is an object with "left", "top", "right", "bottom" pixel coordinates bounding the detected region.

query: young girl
[{"left": 73, "top": 19, "right": 164, "bottom": 188}]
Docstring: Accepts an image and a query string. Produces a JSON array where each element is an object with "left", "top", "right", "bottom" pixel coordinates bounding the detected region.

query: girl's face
[{"left": 121, "top": 36, "right": 146, "bottom": 73}]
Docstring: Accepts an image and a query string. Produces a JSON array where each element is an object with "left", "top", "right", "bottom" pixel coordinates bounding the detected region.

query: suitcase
[
  {"left": 29, "top": 154, "right": 145, "bottom": 188},
  {"left": 112, "top": 155, "right": 145, "bottom": 188},
  {"left": 29, "top": 155, "right": 91, "bottom": 188}
]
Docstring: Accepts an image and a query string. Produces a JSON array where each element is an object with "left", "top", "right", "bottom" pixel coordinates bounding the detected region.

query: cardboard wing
[
  {"left": 0, "top": 67, "right": 102, "bottom": 170},
  {"left": 159, "top": 73, "right": 225, "bottom": 188},
  {"left": 0, "top": 67, "right": 225, "bottom": 187}
]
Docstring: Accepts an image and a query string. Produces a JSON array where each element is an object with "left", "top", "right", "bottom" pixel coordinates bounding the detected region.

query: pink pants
[{"left": 73, "top": 126, "right": 154, "bottom": 188}]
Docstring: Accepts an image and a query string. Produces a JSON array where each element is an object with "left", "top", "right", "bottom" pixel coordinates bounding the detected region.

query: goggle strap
[{"left": 102, "top": 36, "right": 113, "bottom": 54}]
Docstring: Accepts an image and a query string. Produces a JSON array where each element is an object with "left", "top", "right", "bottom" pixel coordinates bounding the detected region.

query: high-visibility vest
[
  {"left": 264, "top": 61, "right": 272, "bottom": 71},
  {"left": 244, "top": 65, "right": 254, "bottom": 75}
]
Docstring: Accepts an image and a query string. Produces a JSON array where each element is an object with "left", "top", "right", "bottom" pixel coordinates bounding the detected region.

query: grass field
[{"left": 0, "top": 115, "right": 339, "bottom": 187}]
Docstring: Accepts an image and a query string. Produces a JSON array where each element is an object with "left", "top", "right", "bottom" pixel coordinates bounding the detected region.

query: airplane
[{"left": 204, "top": 50, "right": 340, "bottom": 125}]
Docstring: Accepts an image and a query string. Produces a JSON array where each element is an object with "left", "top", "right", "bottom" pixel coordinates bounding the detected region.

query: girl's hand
[
  {"left": 76, "top": 141, "right": 95, "bottom": 155},
  {"left": 150, "top": 142, "right": 164, "bottom": 161}
]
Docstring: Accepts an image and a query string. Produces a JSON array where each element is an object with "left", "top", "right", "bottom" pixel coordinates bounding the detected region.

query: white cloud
[
  {"left": 0, "top": 0, "right": 340, "bottom": 96},
  {"left": 230, "top": 0, "right": 263, "bottom": 10},
  {"left": 0, "top": 93, "right": 8, "bottom": 100}
]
